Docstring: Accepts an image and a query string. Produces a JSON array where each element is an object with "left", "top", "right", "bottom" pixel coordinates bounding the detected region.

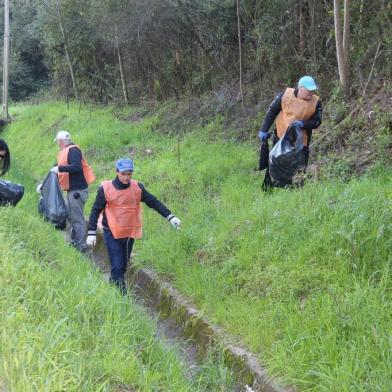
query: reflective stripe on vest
[
  {"left": 275, "top": 88, "right": 319, "bottom": 146},
  {"left": 57, "top": 144, "right": 96, "bottom": 191},
  {"left": 102, "top": 179, "right": 143, "bottom": 239}
]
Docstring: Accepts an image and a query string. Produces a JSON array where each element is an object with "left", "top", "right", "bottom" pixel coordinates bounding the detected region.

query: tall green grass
[
  {"left": 0, "top": 117, "right": 237, "bottom": 391},
  {"left": 4, "top": 101, "right": 392, "bottom": 391},
  {"left": 0, "top": 205, "right": 235, "bottom": 391}
]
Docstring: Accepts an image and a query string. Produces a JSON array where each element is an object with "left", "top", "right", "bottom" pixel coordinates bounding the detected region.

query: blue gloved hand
[
  {"left": 291, "top": 120, "right": 304, "bottom": 128},
  {"left": 258, "top": 130, "right": 271, "bottom": 141}
]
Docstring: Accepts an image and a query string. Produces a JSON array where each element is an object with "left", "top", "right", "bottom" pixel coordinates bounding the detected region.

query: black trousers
[{"left": 103, "top": 228, "right": 134, "bottom": 294}]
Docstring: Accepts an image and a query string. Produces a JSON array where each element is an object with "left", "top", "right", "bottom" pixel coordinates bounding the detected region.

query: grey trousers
[{"left": 66, "top": 188, "right": 88, "bottom": 250}]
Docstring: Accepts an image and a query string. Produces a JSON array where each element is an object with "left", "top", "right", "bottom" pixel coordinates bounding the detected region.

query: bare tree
[
  {"left": 115, "top": 37, "right": 128, "bottom": 104},
  {"left": 236, "top": 0, "right": 243, "bottom": 105},
  {"left": 299, "top": 0, "right": 305, "bottom": 57},
  {"left": 334, "top": 0, "right": 351, "bottom": 95},
  {"left": 55, "top": 0, "right": 79, "bottom": 101}
]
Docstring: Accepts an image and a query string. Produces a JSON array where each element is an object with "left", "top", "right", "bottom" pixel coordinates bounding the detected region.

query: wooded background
[{"left": 1, "top": 0, "right": 391, "bottom": 104}]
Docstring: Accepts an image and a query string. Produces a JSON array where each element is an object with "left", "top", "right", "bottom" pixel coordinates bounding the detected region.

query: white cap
[{"left": 54, "top": 130, "right": 71, "bottom": 142}]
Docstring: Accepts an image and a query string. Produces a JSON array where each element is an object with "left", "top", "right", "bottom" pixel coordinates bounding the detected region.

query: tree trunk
[
  {"left": 333, "top": 0, "right": 350, "bottom": 95},
  {"left": 236, "top": 0, "right": 243, "bottom": 105},
  {"left": 116, "top": 39, "right": 128, "bottom": 104},
  {"left": 343, "top": 0, "right": 350, "bottom": 84},
  {"left": 359, "top": 0, "right": 365, "bottom": 24},
  {"left": 56, "top": 0, "right": 79, "bottom": 101},
  {"left": 310, "top": 0, "right": 317, "bottom": 61},
  {"left": 299, "top": 0, "right": 305, "bottom": 57}
]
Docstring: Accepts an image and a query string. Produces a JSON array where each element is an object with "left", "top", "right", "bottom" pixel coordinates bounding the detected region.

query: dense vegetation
[
  {"left": 0, "top": 1, "right": 391, "bottom": 390},
  {"left": 0, "top": 121, "right": 237, "bottom": 391},
  {"left": 2, "top": 102, "right": 391, "bottom": 391},
  {"left": 1, "top": 0, "right": 391, "bottom": 103}
]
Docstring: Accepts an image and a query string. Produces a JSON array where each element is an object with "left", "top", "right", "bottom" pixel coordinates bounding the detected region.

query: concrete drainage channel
[{"left": 85, "top": 231, "right": 294, "bottom": 392}]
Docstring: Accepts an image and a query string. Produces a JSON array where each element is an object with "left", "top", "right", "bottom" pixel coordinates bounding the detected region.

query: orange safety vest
[
  {"left": 275, "top": 88, "right": 319, "bottom": 146},
  {"left": 102, "top": 179, "right": 143, "bottom": 239},
  {"left": 57, "top": 144, "right": 96, "bottom": 191}
]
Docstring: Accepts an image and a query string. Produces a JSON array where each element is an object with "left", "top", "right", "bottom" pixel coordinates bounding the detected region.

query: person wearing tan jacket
[{"left": 258, "top": 76, "right": 322, "bottom": 188}]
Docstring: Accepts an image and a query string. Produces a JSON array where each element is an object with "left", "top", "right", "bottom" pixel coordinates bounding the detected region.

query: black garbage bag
[
  {"left": 269, "top": 125, "right": 306, "bottom": 187},
  {"left": 258, "top": 140, "right": 269, "bottom": 171},
  {"left": 0, "top": 180, "right": 24, "bottom": 206},
  {"left": 38, "top": 171, "right": 68, "bottom": 230}
]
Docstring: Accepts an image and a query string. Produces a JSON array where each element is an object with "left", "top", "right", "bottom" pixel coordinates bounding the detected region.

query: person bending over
[{"left": 86, "top": 158, "right": 181, "bottom": 294}]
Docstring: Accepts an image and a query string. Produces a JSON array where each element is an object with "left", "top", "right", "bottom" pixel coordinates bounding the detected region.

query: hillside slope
[{"left": 2, "top": 101, "right": 392, "bottom": 391}]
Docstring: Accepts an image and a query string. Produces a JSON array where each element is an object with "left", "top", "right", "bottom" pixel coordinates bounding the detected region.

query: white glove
[
  {"left": 167, "top": 214, "right": 181, "bottom": 230},
  {"left": 36, "top": 183, "right": 43, "bottom": 193},
  {"left": 86, "top": 235, "right": 97, "bottom": 247},
  {"left": 50, "top": 166, "right": 59, "bottom": 174}
]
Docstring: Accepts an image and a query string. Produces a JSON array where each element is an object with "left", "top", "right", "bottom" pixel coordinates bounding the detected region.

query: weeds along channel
[
  {"left": 0, "top": 196, "right": 238, "bottom": 391},
  {"left": 2, "top": 102, "right": 392, "bottom": 391}
]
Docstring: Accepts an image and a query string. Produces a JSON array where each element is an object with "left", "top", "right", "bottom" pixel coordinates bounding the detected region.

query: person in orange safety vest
[
  {"left": 258, "top": 76, "right": 322, "bottom": 189},
  {"left": 86, "top": 158, "right": 181, "bottom": 294},
  {"left": 50, "top": 130, "right": 95, "bottom": 251}
]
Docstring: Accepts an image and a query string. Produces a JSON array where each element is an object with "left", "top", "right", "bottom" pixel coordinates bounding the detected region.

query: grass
[
  {"left": 3, "top": 101, "right": 392, "bottom": 391},
  {"left": 0, "top": 203, "right": 236, "bottom": 391},
  {"left": 0, "top": 117, "right": 237, "bottom": 390}
]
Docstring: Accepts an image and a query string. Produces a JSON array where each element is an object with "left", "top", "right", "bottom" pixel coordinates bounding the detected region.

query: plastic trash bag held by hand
[
  {"left": 268, "top": 125, "right": 306, "bottom": 187},
  {"left": 0, "top": 180, "right": 24, "bottom": 206},
  {"left": 38, "top": 171, "right": 68, "bottom": 230}
]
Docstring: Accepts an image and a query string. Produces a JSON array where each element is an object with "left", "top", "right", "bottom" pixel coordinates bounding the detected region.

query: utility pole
[{"left": 2, "top": 0, "right": 10, "bottom": 119}]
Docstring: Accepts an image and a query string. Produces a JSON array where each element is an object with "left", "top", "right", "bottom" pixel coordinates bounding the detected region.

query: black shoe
[{"left": 110, "top": 277, "right": 127, "bottom": 295}]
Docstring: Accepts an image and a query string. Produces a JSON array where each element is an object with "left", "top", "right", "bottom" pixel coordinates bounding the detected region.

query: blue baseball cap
[
  {"left": 116, "top": 158, "right": 134, "bottom": 172},
  {"left": 298, "top": 76, "right": 318, "bottom": 91}
]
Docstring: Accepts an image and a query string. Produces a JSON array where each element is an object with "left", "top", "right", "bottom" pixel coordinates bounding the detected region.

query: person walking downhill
[
  {"left": 86, "top": 158, "right": 181, "bottom": 294},
  {"left": 258, "top": 76, "right": 322, "bottom": 188},
  {"left": 51, "top": 130, "right": 95, "bottom": 252},
  {"left": 0, "top": 139, "right": 11, "bottom": 177}
]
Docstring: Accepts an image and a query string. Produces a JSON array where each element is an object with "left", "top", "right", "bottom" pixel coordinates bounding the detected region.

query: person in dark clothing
[
  {"left": 86, "top": 158, "right": 181, "bottom": 294},
  {"left": 0, "top": 139, "right": 11, "bottom": 176},
  {"left": 258, "top": 76, "right": 322, "bottom": 188},
  {"left": 50, "top": 130, "right": 95, "bottom": 251}
]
